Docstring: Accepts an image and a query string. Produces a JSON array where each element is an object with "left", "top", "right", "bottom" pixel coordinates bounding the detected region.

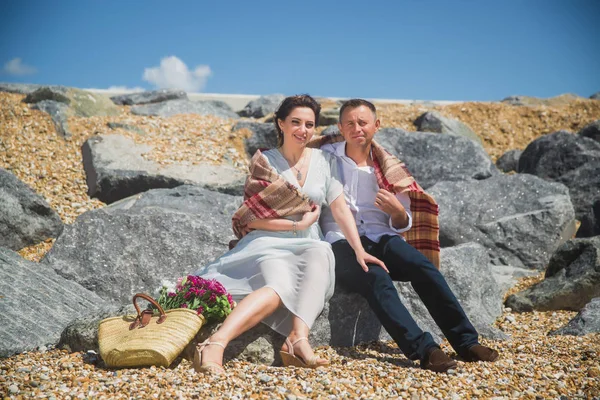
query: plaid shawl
[
  {"left": 231, "top": 149, "right": 315, "bottom": 239},
  {"left": 309, "top": 134, "right": 441, "bottom": 269}
]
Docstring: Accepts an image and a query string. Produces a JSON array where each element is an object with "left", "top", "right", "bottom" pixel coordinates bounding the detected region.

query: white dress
[{"left": 193, "top": 148, "right": 343, "bottom": 335}]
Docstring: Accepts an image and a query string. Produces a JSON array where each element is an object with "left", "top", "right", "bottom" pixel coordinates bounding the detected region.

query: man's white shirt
[{"left": 320, "top": 141, "right": 412, "bottom": 244}]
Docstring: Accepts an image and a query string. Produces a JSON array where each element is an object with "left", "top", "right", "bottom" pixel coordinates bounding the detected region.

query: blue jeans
[{"left": 331, "top": 235, "right": 479, "bottom": 361}]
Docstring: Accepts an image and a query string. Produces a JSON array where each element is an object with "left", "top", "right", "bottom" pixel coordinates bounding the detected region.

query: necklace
[{"left": 292, "top": 150, "right": 307, "bottom": 181}]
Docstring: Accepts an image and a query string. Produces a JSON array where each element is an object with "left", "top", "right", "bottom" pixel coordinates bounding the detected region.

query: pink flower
[
  {"left": 181, "top": 303, "right": 188, "bottom": 308},
  {"left": 167, "top": 292, "right": 176, "bottom": 297}
]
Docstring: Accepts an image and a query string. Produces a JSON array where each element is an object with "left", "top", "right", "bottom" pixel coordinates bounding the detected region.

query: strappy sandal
[
  {"left": 193, "top": 338, "right": 226, "bottom": 375},
  {"left": 280, "top": 337, "right": 330, "bottom": 369}
]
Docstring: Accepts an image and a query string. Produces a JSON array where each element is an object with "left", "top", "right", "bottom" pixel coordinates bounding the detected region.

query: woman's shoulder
[{"left": 310, "top": 148, "right": 337, "bottom": 164}]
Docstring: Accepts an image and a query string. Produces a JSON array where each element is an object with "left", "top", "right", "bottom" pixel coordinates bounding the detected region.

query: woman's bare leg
[
  {"left": 283, "top": 316, "right": 328, "bottom": 365},
  {"left": 200, "top": 287, "right": 282, "bottom": 366}
]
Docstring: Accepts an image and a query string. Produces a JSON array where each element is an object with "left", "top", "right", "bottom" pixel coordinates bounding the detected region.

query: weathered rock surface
[
  {"left": 321, "top": 125, "right": 340, "bottom": 136},
  {"left": 59, "top": 243, "right": 506, "bottom": 364},
  {"left": 82, "top": 134, "right": 246, "bottom": 203},
  {"left": 427, "top": 174, "right": 576, "bottom": 270},
  {"left": 238, "top": 94, "right": 284, "bottom": 118},
  {"left": 578, "top": 120, "right": 600, "bottom": 143},
  {"left": 42, "top": 185, "right": 241, "bottom": 304},
  {"left": 496, "top": 149, "right": 522, "bottom": 173},
  {"left": 319, "top": 108, "right": 339, "bottom": 126},
  {"left": 31, "top": 100, "right": 72, "bottom": 137},
  {"left": 233, "top": 121, "right": 278, "bottom": 157},
  {"left": 376, "top": 128, "right": 498, "bottom": 189},
  {"left": 0, "top": 248, "right": 110, "bottom": 357},
  {"left": 131, "top": 99, "right": 238, "bottom": 119},
  {"left": 590, "top": 91, "right": 600, "bottom": 100},
  {"left": 505, "top": 236, "right": 600, "bottom": 312},
  {"left": 0, "top": 168, "right": 63, "bottom": 250},
  {"left": 549, "top": 297, "right": 600, "bottom": 336},
  {"left": 23, "top": 86, "right": 120, "bottom": 117},
  {"left": 0, "top": 82, "right": 45, "bottom": 94},
  {"left": 517, "top": 130, "right": 600, "bottom": 219},
  {"left": 106, "top": 122, "right": 145, "bottom": 135},
  {"left": 414, "top": 110, "right": 481, "bottom": 144},
  {"left": 576, "top": 198, "right": 600, "bottom": 238},
  {"left": 110, "top": 89, "right": 187, "bottom": 106}
]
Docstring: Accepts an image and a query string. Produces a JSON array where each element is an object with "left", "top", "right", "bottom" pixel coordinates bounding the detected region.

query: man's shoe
[
  {"left": 462, "top": 344, "right": 499, "bottom": 362},
  {"left": 421, "top": 347, "right": 457, "bottom": 373}
]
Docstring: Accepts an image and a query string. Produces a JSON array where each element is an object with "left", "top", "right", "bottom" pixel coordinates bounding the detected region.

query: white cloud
[
  {"left": 143, "top": 56, "right": 211, "bottom": 92},
  {"left": 2, "top": 58, "right": 37, "bottom": 76}
]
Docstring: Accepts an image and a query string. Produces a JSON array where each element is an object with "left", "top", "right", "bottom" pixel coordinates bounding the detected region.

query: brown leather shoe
[
  {"left": 421, "top": 347, "right": 458, "bottom": 373},
  {"left": 462, "top": 344, "right": 499, "bottom": 362}
]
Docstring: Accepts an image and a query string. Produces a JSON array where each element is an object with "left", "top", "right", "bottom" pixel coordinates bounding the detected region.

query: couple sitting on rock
[{"left": 192, "top": 95, "right": 499, "bottom": 375}]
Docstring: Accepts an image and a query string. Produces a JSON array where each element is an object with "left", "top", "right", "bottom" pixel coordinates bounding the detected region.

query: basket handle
[{"left": 129, "top": 293, "right": 167, "bottom": 330}]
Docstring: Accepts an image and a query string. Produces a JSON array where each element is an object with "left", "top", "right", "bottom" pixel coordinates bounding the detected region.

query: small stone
[{"left": 9, "top": 384, "right": 19, "bottom": 394}]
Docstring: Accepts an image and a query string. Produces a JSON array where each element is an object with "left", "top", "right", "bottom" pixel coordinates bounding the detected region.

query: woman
[{"left": 193, "top": 94, "right": 386, "bottom": 375}]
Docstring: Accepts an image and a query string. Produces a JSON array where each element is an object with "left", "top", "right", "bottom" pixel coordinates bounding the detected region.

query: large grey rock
[
  {"left": 549, "top": 297, "right": 600, "bottom": 336},
  {"left": 517, "top": 130, "right": 600, "bottom": 219},
  {"left": 321, "top": 125, "right": 340, "bottom": 136},
  {"left": 319, "top": 108, "right": 339, "bottom": 126},
  {"left": 82, "top": 134, "right": 246, "bottom": 204},
  {"left": 233, "top": 121, "right": 278, "bottom": 157},
  {"left": 414, "top": 111, "right": 481, "bottom": 144},
  {"left": 428, "top": 174, "right": 576, "bottom": 270},
  {"left": 31, "top": 100, "right": 72, "bottom": 138},
  {"left": 238, "top": 94, "right": 284, "bottom": 118},
  {"left": 0, "top": 169, "right": 63, "bottom": 251},
  {"left": 376, "top": 128, "right": 498, "bottom": 189},
  {"left": 578, "top": 120, "right": 600, "bottom": 143},
  {"left": 590, "top": 92, "right": 600, "bottom": 100},
  {"left": 0, "top": 248, "right": 110, "bottom": 357},
  {"left": 59, "top": 243, "right": 506, "bottom": 365},
  {"left": 496, "top": 149, "right": 522, "bottom": 173},
  {"left": 110, "top": 89, "right": 187, "bottom": 106},
  {"left": 131, "top": 99, "right": 238, "bottom": 119},
  {"left": 23, "top": 86, "right": 120, "bottom": 117},
  {"left": 42, "top": 186, "right": 241, "bottom": 304},
  {"left": 576, "top": 198, "right": 600, "bottom": 238},
  {"left": 0, "top": 82, "right": 45, "bottom": 94},
  {"left": 505, "top": 236, "right": 600, "bottom": 312}
]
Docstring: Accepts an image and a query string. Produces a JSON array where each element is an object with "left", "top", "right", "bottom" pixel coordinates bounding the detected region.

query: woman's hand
[
  {"left": 355, "top": 249, "right": 388, "bottom": 273},
  {"left": 298, "top": 205, "right": 320, "bottom": 230}
]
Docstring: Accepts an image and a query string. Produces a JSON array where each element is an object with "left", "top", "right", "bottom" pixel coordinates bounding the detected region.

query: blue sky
[{"left": 1, "top": 0, "right": 599, "bottom": 101}]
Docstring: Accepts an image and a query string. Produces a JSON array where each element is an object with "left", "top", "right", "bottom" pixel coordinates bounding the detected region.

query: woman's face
[{"left": 278, "top": 107, "right": 316, "bottom": 147}]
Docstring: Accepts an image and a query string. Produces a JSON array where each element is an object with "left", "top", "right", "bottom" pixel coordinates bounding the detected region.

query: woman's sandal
[
  {"left": 280, "top": 337, "right": 330, "bottom": 369},
  {"left": 193, "top": 338, "right": 226, "bottom": 375}
]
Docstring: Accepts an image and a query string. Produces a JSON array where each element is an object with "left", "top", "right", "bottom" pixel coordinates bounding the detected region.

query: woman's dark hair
[{"left": 273, "top": 94, "right": 321, "bottom": 147}]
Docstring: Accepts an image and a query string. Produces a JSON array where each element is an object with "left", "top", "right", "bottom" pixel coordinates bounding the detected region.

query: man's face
[{"left": 338, "top": 105, "right": 380, "bottom": 148}]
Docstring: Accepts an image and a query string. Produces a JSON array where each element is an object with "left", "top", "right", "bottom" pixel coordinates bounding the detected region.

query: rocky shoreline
[{"left": 1, "top": 88, "right": 600, "bottom": 399}]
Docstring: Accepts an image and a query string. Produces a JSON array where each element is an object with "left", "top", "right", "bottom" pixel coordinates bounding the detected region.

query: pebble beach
[{"left": 1, "top": 92, "right": 600, "bottom": 399}]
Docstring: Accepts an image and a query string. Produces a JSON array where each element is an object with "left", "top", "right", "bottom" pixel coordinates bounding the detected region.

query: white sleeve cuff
[{"left": 388, "top": 212, "right": 412, "bottom": 234}]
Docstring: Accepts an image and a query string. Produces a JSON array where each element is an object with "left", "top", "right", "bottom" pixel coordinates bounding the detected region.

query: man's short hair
[{"left": 339, "top": 98, "right": 377, "bottom": 121}]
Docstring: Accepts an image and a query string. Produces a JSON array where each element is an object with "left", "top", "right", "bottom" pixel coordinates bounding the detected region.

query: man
[{"left": 319, "top": 99, "right": 499, "bottom": 373}]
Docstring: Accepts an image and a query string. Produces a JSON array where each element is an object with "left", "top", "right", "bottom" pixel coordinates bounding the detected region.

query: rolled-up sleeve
[{"left": 388, "top": 192, "right": 412, "bottom": 233}]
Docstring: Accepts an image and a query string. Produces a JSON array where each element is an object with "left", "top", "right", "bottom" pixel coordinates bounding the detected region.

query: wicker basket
[{"left": 99, "top": 293, "right": 205, "bottom": 368}]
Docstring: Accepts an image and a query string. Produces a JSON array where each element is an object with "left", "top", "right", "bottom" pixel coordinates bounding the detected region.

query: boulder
[
  {"left": 376, "top": 128, "right": 498, "bottom": 189},
  {"left": 59, "top": 243, "right": 506, "bottom": 365},
  {"left": 131, "top": 99, "right": 238, "bottom": 119},
  {"left": 576, "top": 198, "right": 600, "bottom": 238},
  {"left": 82, "top": 134, "right": 246, "bottom": 204},
  {"left": 238, "top": 94, "right": 284, "bottom": 118},
  {"left": 414, "top": 111, "right": 481, "bottom": 144},
  {"left": 42, "top": 185, "right": 241, "bottom": 304},
  {"left": 518, "top": 130, "right": 600, "bottom": 220},
  {"left": 321, "top": 125, "right": 340, "bottom": 136},
  {"left": 319, "top": 108, "right": 339, "bottom": 126},
  {"left": 23, "top": 86, "right": 120, "bottom": 117},
  {"left": 495, "top": 149, "right": 522, "bottom": 173},
  {"left": 577, "top": 120, "right": 600, "bottom": 143},
  {"left": 505, "top": 236, "right": 600, "bottom": 312},
  {"left": 590, "top": 92, "right": 600, "bottom": 100},
  {"left": 31, "top": 100, "right": 72, "bottom": 137},
  {"left": 549, "top": 297, "right": 600, "bottom": 336},
  {"left": 233, "top": 121, "right": 278, "bottom": 157},
  {"left": 110, "top": 89, "right": 187, "bottom": 106},
  {"left": 0, "top": 248, "right": 110, "bottom": 357},
  {"left": 0, "top": 82, "right": 45, "bottom": 94},
  {"left": 428, "top": 174, "right": 576, "bottom": 270},
  {"left": 0, "top": 168, "right": 63, "bottom": 251}
]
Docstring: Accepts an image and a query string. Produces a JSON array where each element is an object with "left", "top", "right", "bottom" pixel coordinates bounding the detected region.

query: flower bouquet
[{"left": 157, "top": 275, "right": 235, "bottom": 323}]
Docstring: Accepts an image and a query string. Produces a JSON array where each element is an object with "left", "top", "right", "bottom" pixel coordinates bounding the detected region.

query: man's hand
[
  {"left": 299, "top": 204, "right": 320, "bottom": 230},
  {"left": 355, "top": 249, "right": 388, "bottom": 273},
  {"left": 375, "top": 189, "right": 408, "bottom": 228}
]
